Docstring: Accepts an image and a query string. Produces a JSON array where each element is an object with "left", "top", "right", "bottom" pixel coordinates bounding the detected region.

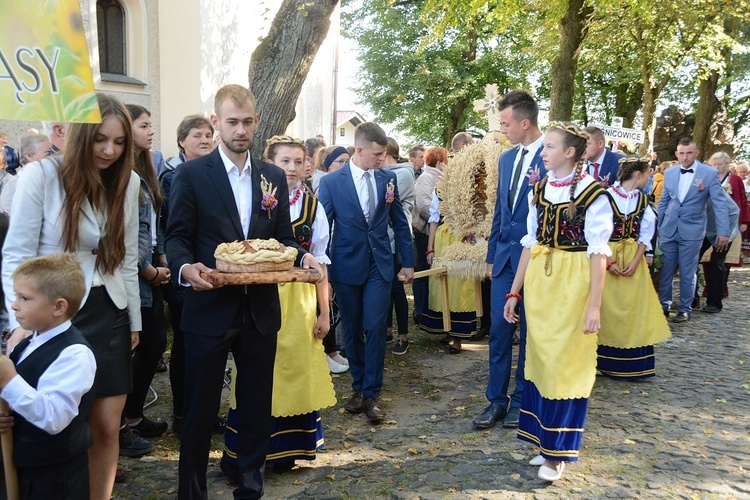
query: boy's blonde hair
[{"left": 13, "top": 254, "right": 86, "bottom": 317}]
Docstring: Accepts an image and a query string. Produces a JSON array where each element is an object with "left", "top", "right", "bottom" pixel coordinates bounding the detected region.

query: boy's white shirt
[{"left": 2, "top": 320, "right": 96, "bottom": 435}]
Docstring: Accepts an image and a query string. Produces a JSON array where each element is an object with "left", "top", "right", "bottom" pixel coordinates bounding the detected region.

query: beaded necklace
[
  {"left": 549, "top": 171, "right": 587, "bottom": 188},
  {"left": 610, "top": 183, "right": 639, "bottom": 199},
  {"left": 289, "top": 187, "right": 303, "bottom": 205}
]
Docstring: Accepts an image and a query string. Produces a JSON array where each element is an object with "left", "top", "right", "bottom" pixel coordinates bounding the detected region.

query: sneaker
[
  {"left": 129, "top": 416, "right": 168, "bottom": 438},
  {"left": 327, "top": 355, "right": 349, "bottom": 374},
  {"left": 119, "top": 426, "right": 154, "bottom": 457},
  {"left": 392, "top": 338, "right": 409, "bottom": 355},
  {"left": 331, "top": 353, "right": 349, "bottom": 366}
]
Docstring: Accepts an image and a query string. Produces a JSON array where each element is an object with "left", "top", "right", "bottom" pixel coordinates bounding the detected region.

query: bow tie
[{"left": 680, "top": 168, "right": 694, "bottom": 175}]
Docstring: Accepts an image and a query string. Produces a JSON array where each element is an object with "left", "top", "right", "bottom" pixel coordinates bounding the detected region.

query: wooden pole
[
  {"left": 0, "top": 399, "right": 18, "bottom": 500},
  {"left": 399, "top": 267, "right": 451, "bottom": 331}
]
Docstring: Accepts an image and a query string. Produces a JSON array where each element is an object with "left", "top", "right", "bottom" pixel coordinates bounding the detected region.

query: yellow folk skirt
[
  {"left": 524, "top": 245, "right": 598, "bottom": 400},
  {"left": 599, "top": 239, "right": 671, "bottom": 348},
  {"left": 229, "top": 282, "right": 336, "bottom": 417}
]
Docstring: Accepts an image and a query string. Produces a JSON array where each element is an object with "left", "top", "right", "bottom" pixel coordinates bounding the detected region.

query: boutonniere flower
[
  {"left": 693, "top": 179, "right": 705, "bottom": 191},
  {"left": 385, "top": 179, "right": 395, "bottom": 203},
  {"left": 598, "top": 175, "right": 610, "bottom": 189},
  {"left": 723, "top": 183, "right": 732, "bottom": 195},
  {"left": 260, "top": 174, "right": 278, "bottom": 218},
  {"left": 526, "top": 166, "right": 541, "bottom": 184}
]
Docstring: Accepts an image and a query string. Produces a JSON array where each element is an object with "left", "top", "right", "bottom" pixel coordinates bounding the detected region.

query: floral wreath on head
[
  {"left": 263, "top": 135, "right": 307, "bottom": 161},
  {"left": 546, "top": 121, "right": 590, "bottom": 141}
]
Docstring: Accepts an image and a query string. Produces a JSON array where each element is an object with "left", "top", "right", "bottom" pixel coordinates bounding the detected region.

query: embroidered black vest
[
  {"left": 9, "top": 327, "right": 94, "bottom": 467},
  {"left": 291, "top": 191, "right": 318, "bottom": 252},
  {"left": 534, "top": 180, "right": 608, "bottom": 251},
  {"left": 609, "top": 191, "right": 648, "bottom": 242}
]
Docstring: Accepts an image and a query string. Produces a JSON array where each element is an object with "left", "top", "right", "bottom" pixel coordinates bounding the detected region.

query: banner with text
[
  {"left": 0, "top": 0, "right": 101, "bottom": 123},
  {"left": 593, "top": 124, "right": 645, "bottom": 144}
]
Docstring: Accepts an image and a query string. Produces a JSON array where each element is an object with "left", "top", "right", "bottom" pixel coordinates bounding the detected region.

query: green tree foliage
[{"left": 343, "top": 0, "right": 534, "bottom": 146}]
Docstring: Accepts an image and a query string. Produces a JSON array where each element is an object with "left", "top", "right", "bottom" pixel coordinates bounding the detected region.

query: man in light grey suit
[{"left": 657, "top": 137, "right": 730, "bottom": 323}]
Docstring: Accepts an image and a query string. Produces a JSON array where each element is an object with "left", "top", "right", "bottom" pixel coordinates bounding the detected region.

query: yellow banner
[{"left": 0, "top": 0, "right": 101, "bottom": 123}]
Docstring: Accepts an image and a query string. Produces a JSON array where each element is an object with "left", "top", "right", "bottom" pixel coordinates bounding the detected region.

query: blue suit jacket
[
  {"left": 593, "top": 149, "right": 624, "bottom": 185},
  {"left": 319, "top": 163, "right": 415, "bottom": 285},
  {"left": 657, "top": 161, "right": 729, "bottom": 242},
  {"left": 486, "top": 145, "right": 546, "bottom": 276},
  {"left": 165, "top": 148, "right": 306, "bottom": 337}
]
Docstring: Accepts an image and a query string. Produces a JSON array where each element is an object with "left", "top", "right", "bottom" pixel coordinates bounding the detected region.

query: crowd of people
[{"left": 0, "top": 83, "right": 744, "bottom": 498}]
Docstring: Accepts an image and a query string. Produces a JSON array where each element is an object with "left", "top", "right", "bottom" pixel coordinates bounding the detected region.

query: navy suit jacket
[
  {"left": 318, "top": 163, "right": 415, "bottom": 285},
  {"left": 486, "top": 145, "right": 546, "bottom": 276},
  {"left": 165, "top": 148, "right": 306, "bottom": 337},
  {"left": 657, "top": 161, "right": 729, "bottom": 242},
  {"left": 3, "top": 146, "right": 19, "bottom": 171},
  {"left": 592, "top": 149, "right": 624, "bottom": 185}
]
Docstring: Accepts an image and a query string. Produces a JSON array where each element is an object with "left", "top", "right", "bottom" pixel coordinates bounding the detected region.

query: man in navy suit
[
  {"left": 318, "top": 122, "right": 414, "bottom": 425},
  {"left": 584, "top": 126, "right": 624, "bottom": 186},
  {"left": 657, "top": 137, "right": 729, "bottom": 323},
  {"left": 166, "top": 84, "right": 320, "bottom": 499},
  {"left": 474, "top": 90, "right": 546, "bottom": 430}
]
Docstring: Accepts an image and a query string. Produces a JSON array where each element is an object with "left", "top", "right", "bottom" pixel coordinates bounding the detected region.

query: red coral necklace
[{"left": 289, "top": 187, "right": 303, "bottom": 205}]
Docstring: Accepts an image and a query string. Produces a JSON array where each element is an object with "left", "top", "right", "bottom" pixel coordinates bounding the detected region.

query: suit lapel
[
  {"left": 371, "top": 169, "right": 385, "bottom": 225},
  {"left": 206, "top": 148, "right": 244, "bottom": 239},
  {"left": 511, "top": 146, "right": 542, "bottom": 214},
  {"left": 249, "top": 159, "right": 264, "bottom": 236}
]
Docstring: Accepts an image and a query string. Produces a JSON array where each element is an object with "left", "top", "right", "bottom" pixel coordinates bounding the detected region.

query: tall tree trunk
[
  {"left": 614, "top": 82, "right": 643, "bottom": 128},
  {"left": 442, "top": 99, "right": 467, "bottom": 149},
  {"left": 693, "top": 68, "right": 720, "bottom": 160},
  {"left": 248, "top": 0, "right": 339, "bottom": 158},
  {"left": 639, "top": 62, "right": 670, "bottom": 155},
  {"left": 549, "top": 0, "right": 593, "bottom": 121}
]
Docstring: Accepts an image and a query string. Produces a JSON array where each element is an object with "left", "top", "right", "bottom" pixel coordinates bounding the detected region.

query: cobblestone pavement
[{"left": 115, "top": 270, "right": 750, "bottom": 499}]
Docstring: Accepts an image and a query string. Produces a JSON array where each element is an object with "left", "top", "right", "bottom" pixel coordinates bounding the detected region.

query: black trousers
[
  {"left": 697, "top": 237, "right": 728, "bottom": 309},
  {"left": 124, "top": 283, "right": 168, "bottom": 418},
  {"left": 9, "top": 452, "right": 90, "bottom": 500},
  {"left": 178, "top": 296, "right": 277, "bottom": 500},
  {"left": 167, "top": 300, "right": 186, "bottom": 417}
]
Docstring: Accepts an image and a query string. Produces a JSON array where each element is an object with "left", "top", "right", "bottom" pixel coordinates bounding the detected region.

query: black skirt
[{"left": 72, "top": 286, "right": 132, "bottom": 398}]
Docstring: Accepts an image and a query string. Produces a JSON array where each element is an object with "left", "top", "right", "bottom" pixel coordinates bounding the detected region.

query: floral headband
[
  {"left": 546, "top": 121, "right": 590, "bottom": 141},
  {"left": 618, "top": 156, "right": 651, "bottom": 164},
  {"left": 266, "top": 135, "right": 305, "bottom": 147}
]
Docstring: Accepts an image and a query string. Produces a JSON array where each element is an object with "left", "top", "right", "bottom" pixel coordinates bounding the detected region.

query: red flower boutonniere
[
  {"left": 385, "top": 179, "right": 395, "bottom": 203},
  {"left": 260, "top": 174, "right": 278, "bottom": 218},
  {"left": 693, "top": 179, "right": 705, "bottom": 192}
]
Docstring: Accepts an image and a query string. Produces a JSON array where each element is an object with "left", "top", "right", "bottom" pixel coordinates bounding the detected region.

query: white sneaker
[
  {"left": 331, "top": 353, "right": 349, "bottom": 366},
  {"left": 327, "top": 356, "right": 349, "bottom": 374}
]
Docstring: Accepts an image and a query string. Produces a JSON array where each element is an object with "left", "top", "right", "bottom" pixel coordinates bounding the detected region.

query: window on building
[
  {"left": 340, "top": 127, "right": 345, "bottom": 137},
  {"left": 97, "top": 0, "right": 126, "bottom": 76}
]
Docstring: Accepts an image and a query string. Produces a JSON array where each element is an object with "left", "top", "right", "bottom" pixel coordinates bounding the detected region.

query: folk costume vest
[
  {"left": 609, "top": 191, "right": 649, "bottom": 242},
  {"left": 291, "top": 191, "right": 318, "bottom": 252}
]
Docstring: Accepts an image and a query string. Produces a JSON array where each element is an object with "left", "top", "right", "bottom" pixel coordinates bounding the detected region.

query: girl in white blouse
[{"left": 504, "top": 122, "right": 613, "bottom": 482}]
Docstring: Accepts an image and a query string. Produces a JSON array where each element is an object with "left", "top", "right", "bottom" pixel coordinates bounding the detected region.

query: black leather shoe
[
  {"left": 344, "top": 391, "right": 364, "bottom": 413},
  {"left": 672, "top": 312, "right": 690, "bottom": 323},
  {"left": 663, "top": 309, "right": 669, "bottom": 318},
  {"left": 472, "top": 403, "right": 507, "bottom": 429},
  {"left": 502, "top": 406, "right": 520, "bottom": 428},
  {"left": 363, "top": 398, "right": 385, "bottom": 424},
  {"left": 469, "top": 327, "right": 488, "bottom": 341},
  {"left": 702, "top": 304, "right": 721, "bottom": 313}
]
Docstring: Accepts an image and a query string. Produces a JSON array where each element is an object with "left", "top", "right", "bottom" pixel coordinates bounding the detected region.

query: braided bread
[{"left": 214, "top": 239, "right": 297, "bottom": 273}]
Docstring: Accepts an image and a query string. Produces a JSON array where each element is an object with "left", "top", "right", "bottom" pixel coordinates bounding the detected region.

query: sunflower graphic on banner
[{"left": 0, "top": 0, "right": 101, "bottom": 123}]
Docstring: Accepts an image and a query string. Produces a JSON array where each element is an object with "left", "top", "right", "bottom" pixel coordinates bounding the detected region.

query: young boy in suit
[{"left": 0, "top": 253, "right": 96, "bottom": 499}]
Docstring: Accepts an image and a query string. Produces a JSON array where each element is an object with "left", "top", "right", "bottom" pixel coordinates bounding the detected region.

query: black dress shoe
[
  {"left": 472, "top": 403, "right": 507, "bottom": 429},
  {"left": 702, "top": 304, "right": 721, "bottom": 313},
  {"left": 672, "top": 312, "right": 690, "bottom": 323},
  {"left": 363, "top": 398, "right": 385, "bottom": 424},
  {"left": 344, "top": 391, "right": 364, "bottom": 413},
  {"left": 469, "top": 327, "right": 488, "bottom": 341},
  {"left": 502, "top": 406, "right": 520, "bottom": 428}
]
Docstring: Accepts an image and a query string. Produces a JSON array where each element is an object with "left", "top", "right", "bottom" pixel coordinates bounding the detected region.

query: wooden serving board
[{"left": 200, "top": 268, "right": 322, "bottom": 285}]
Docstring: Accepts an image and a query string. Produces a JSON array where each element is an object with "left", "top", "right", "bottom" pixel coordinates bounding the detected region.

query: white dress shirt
[
  {"left": 218, "top": 146, "right": 254, "bottom": 237},
  {"left": 607, "top": 182, "right": 657, "bottom": 250},
  {"left": 349, "top": 158, "right": 374, "bottom": 221},
  {"left": 677, "top": 163, "right": 696, "bottom": 202},
  {"left": 428, "top": 189, "right": 441, "bottom": 223},
  {"left": 2, "top": 320, "right": 97, "bottom": 435},
  {"left": 510, "top": 135, "right": 544, "bottom": 207},
  {"left": 521, "top": 170, "right": 613, "bottom": 256}
]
